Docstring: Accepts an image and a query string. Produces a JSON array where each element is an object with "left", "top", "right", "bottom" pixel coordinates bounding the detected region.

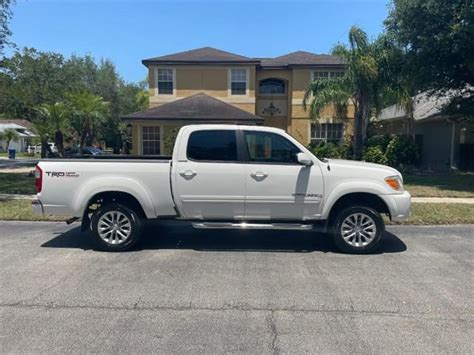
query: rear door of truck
[{"left": 171, "top": 127, "right": 245, "bottom": 220}]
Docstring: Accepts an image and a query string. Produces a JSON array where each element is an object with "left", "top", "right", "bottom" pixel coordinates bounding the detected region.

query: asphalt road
[{"left": 0, "top": 221, "right": 473, "bottom": 353}]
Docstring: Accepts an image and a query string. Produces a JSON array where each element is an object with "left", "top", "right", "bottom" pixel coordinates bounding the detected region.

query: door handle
[
  {"left": 250, "top": 171, "right": 268, "bottom": 179},
  {"left": 180, "top": 169, "right": 197, "bottom": 179}
]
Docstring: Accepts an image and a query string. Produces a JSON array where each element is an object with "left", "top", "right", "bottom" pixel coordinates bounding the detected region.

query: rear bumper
[
  {"left": 31, "top": 199, "right": 44, "bottom": 215},
  {"left": 380, "top": 191, "right": 411, "bottom": 222}
]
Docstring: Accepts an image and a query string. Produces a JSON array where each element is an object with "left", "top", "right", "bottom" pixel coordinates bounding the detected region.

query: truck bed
[
  {"left": 44, "top": 155, "right": 172, "bottom": 161},
  {"left": 36, "top": 158, "right": 176, "bottom": 218}
]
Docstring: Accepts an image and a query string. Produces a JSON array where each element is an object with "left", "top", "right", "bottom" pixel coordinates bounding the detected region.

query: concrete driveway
[{"left": 0, "top": 221, "right": 472, "bottom": 353}]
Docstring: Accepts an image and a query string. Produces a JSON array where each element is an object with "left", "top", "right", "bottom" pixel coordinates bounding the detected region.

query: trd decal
[{"left": 45, "top": 171, "right": 79, "bottom": 178}]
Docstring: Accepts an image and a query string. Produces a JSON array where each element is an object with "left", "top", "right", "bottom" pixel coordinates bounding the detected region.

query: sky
[{"left": 8, "top": 0, "right": 390, "bottom": 83}]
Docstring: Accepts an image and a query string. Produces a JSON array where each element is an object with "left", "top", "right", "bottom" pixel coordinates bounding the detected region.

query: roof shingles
[
  {"left": 142, "top": 47, "right": 343, "bottom": 67},
  {"left": 143, "top": 47, "right": 258, "bottom": 65},
  {"left": 123, "top": 93, "right": 263, "bottom": 124}
]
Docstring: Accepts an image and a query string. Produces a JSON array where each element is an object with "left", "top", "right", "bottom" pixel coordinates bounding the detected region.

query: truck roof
[{"left": 181, "top": 124, "right": 286, "bottom": 134}]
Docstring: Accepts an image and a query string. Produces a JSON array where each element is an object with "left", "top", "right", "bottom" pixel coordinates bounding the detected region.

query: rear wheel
[
  {"left": 332, "top": 206, "right": 384, "bottom": 254},
  {"left": 91, "top": 203, "right": 142, "bottom": 252}
]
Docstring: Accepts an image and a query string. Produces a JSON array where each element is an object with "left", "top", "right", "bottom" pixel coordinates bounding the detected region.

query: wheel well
[
  {"left": 81, "top": 191, "right": 147, "bottom": 231},
  {"left": 87, "top": 191, "right": 146, "bottom": 217},
  {"left": 327, "top": 192, "right": 390, "bottom": 225}
]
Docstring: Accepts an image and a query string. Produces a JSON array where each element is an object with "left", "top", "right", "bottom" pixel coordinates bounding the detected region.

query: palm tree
[
  {"left": 303, "top": 26, "right": 381, "bottom": 159},
  {"left": 0, "top": 128, "right": 20, "bottom": 151},
  {"left": 372, "top": 34, "right": 417, "bottom": 139},
  {"left": 67, "top": 92, "right": 109, "bottom": 149},
  {"left": 36, "top": 102, "right": 69, "bottom": 156},
  {"left": 31, "top": 117, "right": 53, "bottom": 158}
]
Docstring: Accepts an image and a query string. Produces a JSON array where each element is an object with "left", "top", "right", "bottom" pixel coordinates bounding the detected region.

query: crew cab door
[
  {"left": 172, "top": 129, "right": 245, "bottom": 219},
  {"left": 242, "top": 130, "right": 324, "bottom": 220}
]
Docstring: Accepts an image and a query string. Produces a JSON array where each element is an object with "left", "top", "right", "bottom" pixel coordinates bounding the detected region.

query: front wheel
[
  {"left": 91, "top": 203, "right": 143, "bottom": 252},
  {"left": 332, "top": 206, "right": 385, "bottom": 254}
]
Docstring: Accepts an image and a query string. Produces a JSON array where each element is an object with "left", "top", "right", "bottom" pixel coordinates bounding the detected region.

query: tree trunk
[
  {"left": 40, "top": 138, "right": 48, "bottom": 158},
  {"left": 405, "top": 100, "right": 415, "bottom": 139},
  {"left": 55, "top": 130, "right": 64, "bottom": 157},
  {"left": 353, "top": 94, "right": 370, "bottom": 160}
]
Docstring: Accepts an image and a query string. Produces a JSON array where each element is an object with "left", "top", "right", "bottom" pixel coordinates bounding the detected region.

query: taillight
[{"left": 35, "top": 165, "right": 43, "bottom": 193}]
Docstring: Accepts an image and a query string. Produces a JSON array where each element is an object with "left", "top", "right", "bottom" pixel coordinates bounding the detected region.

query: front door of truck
[
  {"left": 172, "top": 129, "right": 245, "bottom": 220},
  {"left": 242, "top": 130, "right": 324, "bottom": 220}
]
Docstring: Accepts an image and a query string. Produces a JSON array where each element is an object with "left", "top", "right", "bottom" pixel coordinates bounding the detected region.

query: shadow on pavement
[{"left": 41, "top": 220, "right": 407, "bottom": 254}]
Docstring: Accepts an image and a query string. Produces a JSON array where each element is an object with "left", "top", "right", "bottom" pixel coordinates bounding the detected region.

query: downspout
[{"left": 450, "top": 119, "right": 457, "bottom": 170}]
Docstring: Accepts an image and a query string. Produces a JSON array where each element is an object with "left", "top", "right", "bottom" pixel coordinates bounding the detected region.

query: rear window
[{"left": 187, "top": 130, "right": 238, "bottom": 162}]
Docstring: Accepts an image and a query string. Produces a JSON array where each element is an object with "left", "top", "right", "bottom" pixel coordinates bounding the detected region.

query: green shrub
[
  {"left": 308, "top": 142, "right": 350, "bottom": 160},
  {"left": 367, "top": 134, "right": 392, "bottom": 151},
  {"left": 163, "top": 128, "right": 179, "bottom": 155},
  {"left": 385, "top": 135, "right": 420, "bottom": 167},
  {"left": 363, "top": 146, "right": 388, "bottom": 165},
  {"left": 364, "top": 134, "right": 420, "bottom": 168}
]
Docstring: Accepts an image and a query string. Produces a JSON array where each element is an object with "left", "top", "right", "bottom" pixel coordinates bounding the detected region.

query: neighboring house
[
  {"left": 0, "top": 120, "right": 38, "bottom": 152},
  {"left": 122, "top": 47, "right": 353, "bottom": 155},
  {"left": 375, "top": 92, "right": 474, "bottom": 170}
]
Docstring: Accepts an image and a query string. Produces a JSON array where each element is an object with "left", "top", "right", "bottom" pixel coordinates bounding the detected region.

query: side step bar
[{"left": 192, "top": 222, "right": 313, "bottom": 231}]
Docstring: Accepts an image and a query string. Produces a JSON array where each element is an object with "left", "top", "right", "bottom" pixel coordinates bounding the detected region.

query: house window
[
  {"left": 259, "top": 78, "right": 285, "bottom": 94},
  {"left": 230, "top": 68, "right": 248, "bottom": 95},
  {"left": 142, "top": 126, "right": 160, "bottom": 155},
  {"left": 157, "top": 68, "right": 174, "bottom": 95},
  {"left": 313, "top": 71, "right": 344, "bottom": 81},
  {"left": 311, "top": 123, "right": 344, "bottom": 144}
]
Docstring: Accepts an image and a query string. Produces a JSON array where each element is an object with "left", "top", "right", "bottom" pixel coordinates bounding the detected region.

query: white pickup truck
[{"left": 33, "top": 124, "right": 410, "bottom": 253}]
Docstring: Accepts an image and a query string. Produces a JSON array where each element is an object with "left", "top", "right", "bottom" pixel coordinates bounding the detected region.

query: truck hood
[{"left": 322, "top": 159, "right": 401, "bottom": 179}]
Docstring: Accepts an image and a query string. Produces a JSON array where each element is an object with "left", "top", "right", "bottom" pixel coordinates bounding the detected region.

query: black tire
[
  {"left": 331, "top": 206, "right": 385, "bottom": 254},
  {"left": 90, "top": 203, "right": 143, "bottom": 252}
]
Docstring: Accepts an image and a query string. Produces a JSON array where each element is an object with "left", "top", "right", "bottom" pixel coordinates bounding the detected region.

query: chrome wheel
[
  {"left": 340, "top": 213, "right": 377, "bottom": 247},
  {"left": 97, "top": 211, "right": 132, "bottom": 245}
]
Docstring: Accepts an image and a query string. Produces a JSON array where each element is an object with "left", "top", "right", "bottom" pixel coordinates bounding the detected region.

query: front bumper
[
  {"left": 380, "top": 191, "right": 411, "bottom": 222},
  {"left": 32, "top": 199, "right": 44, "bottom": 215}
]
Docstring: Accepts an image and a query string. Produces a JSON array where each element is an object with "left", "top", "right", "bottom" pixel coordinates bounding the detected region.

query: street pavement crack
[
  {"left": 0, "top": 302, "right": 471, "bottom": 322},
  {"left": 266, "top": 310, "right": 279, "bottom": 355}
]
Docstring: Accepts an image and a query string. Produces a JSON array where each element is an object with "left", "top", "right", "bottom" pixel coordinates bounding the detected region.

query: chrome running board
[{"left": 192, "top": 222, "right": 313, "bottom": 231}]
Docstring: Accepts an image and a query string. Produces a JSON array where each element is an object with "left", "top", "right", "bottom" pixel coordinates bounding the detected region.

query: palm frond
[{"left": 303, "top": 77, "right": 352, "bottom": 120}]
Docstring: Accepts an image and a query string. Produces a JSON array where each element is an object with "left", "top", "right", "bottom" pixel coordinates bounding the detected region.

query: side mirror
[{"left": 297, "top": 152, "right": 313, "bottom": 166}]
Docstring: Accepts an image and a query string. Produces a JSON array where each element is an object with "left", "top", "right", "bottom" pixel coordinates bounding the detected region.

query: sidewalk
[
  {"left": 1, "top": 194, "right": 473, "bottom": 204},
  {"left": 0, "top": 194, "right": 36, "bottom": 200},
  {"left": 411, "top": 197, "right": 474, "bottom": 204}
]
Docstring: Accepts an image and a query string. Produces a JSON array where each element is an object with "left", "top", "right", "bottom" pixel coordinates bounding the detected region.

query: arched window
[{"left": 259, "top": 78, "right": 285, "bottom": 94}]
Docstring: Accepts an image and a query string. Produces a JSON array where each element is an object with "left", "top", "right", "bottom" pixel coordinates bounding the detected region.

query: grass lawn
[
  {"left": 0, "top": 200, "right": 472, "bottom": 225},
  {"left": 0, "top": 152, "right": 39, "bottom": 158},
  {"left": 388, "top": 203, "right": 474, "bottom": 225},
  {"left": 0, "top": 172, "right": 36, "bottom": 194},
  {"left": 0, "top": 199, "right": 65, "bottom": 221},
  {"left": 404, "top": 172, "right": 474, "bottom": 198}
]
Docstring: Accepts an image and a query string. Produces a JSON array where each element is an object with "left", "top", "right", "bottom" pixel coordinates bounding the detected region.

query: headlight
[{"left": 385, "top": 175, "right": 403, "bottom": 191}]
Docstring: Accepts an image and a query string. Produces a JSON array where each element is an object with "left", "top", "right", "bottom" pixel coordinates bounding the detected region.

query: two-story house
[{"left": 123, "top": 47, "right": 353, "bottom": 155}]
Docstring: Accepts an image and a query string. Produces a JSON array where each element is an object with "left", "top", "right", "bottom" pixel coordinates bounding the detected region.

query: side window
[
  {"left": 244, "top": 131, "right": 301, "bottom": 164},
  {"left": 187, "top": 130, "right": 238, "bottom": 162}
]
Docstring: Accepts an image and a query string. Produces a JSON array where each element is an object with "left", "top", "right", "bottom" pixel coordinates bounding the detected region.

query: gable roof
[
  {"left": 261, "top": 51, "right": 345, "bottom": 67},
  {"left": 142, "top": 47, "right": 344, "bottom": 68},
  {"left": 0, "top": 119, "right": 32, "bottom": 129},
  {"left": 142, "top": 47, "right": 259, "bottom": 65},
  {"left": 122, "top": 93, "right": 263, "bottom": 124},
  {"left": 377, "top": 89, "right": 464, "bottom": 122}
]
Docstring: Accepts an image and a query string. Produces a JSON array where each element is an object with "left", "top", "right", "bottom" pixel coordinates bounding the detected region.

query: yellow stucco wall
[
  {"left": 128, "top": 65, "right": 355, "bottom": 154},
  {"left": 148, "top": 65, "right": 256, "bottom": 99}
]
